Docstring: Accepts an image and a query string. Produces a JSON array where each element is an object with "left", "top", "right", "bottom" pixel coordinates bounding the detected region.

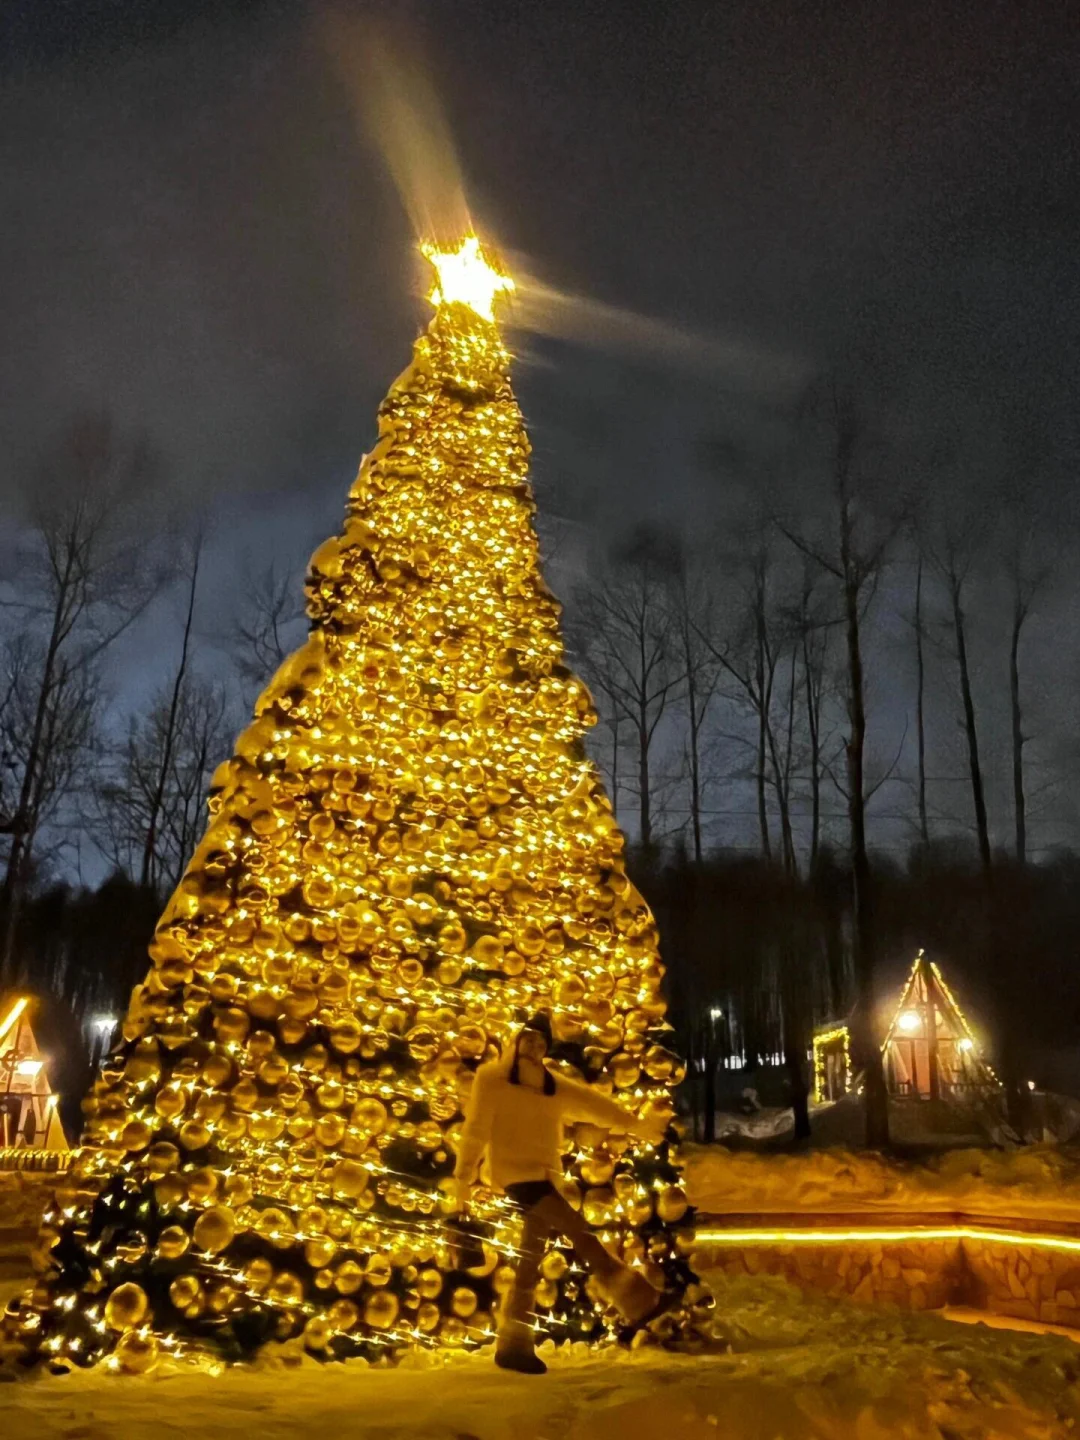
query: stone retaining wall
[
  {"left": 697, "top": 1226, "right": 1080, "bottom": 1329},
  {"left": 964, "top": 1238, "right": 1080, "bottom": 1330},
  {"left": 703, "top": 1236, "right": 962, "bottom": 1312}
]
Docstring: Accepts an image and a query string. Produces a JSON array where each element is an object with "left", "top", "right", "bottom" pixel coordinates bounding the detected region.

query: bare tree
[
  {"left": 927, "top": 517, "right": 993, "bottom": 873},
  {"left": 1002, "top": 516, "right": 1050, "bottom": 866},
  {"left": 229, "top": 559, "right": 306, "bottom": 696},
  {"left": 793, "top": 562, "right": 834, "bottom": 870},
  {"left": 700, "top": 545, "right": 780, "bottom": 862},
  {"left": 777, "top": 382, "right": 897, "bottom": 1149},
  {"left": 573, "top": 529, "right": 682, "bottom": 849},
  {"left": 97, "top": 675, "right": 231, "bottom": 896},
  {"left": 702, "top": 540, "right": 812, "bottom": 873},
  {"left": 912, "top": 551, "right": 931, "bottom": 847},
  {"left": 671, "top": 549, "right": 723, "bottom": 862},
  {"left": 0, "top": 638, "right": 100, "bottom": 899},
  {"left": 138, "top": 533, "right": 204, "bottom": 890},
  {"left": 0, "top": 418, "right": 168, "bottom": 980}
]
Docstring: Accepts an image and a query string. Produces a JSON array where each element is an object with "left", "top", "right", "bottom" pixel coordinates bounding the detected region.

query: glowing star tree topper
[{"left": 421, "top": 235, "right": 515, "bottom": 321}]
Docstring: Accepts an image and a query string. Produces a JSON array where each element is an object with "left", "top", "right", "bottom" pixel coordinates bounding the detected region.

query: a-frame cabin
[
  {"left": 813, "top": 950, "right": 998, "bottom": 1103},
  {"left": 0, "top": 994, "right": 67, "bottom": 1152},
  {"left": 881, "top": 950, "right": 998, "bottom": 1101}
]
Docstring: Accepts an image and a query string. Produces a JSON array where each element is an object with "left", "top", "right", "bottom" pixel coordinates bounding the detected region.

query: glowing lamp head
[
  {"left": 421, "top": 235, "right": 514, "bottom": 322},
  {"left": 15, "top": 1058, "right": 43, "bottom": 1077},
  {"left": 897, "top": 1010, "right": 921, "bottom": 1034},
  {"left": 957, "top": 1036, "right": 974, "bottom": 1053}
]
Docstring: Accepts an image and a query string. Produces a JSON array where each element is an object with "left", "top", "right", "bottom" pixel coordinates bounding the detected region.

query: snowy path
[{"left": 6, "top": 1274, "right": 1080, "bottom": 1439}]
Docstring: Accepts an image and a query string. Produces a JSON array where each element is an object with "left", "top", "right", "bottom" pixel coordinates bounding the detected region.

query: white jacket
[{"left": 454, "top": 1059, "right": 645, "bottom": 1192}]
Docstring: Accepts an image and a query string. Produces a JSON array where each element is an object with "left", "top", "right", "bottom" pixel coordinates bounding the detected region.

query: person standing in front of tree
[{"left": 454, "top": 1013, "right": 669, "bottom": 1374}]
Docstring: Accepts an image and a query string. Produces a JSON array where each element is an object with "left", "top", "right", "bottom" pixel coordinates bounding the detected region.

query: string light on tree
[{"left": 2, "top": 235, "right": 707, "bottom": 1376}]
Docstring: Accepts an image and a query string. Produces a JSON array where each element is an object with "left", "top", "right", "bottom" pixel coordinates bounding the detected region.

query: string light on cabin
[{"left": 2, "top": 236, "right": 706, "bottom": 1377}]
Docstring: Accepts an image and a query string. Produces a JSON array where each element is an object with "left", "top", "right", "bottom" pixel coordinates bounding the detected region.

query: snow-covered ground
[
  {"left": 686, "top": 1141, "right": 1080, "bottom": 1222},
  {"left": 707, "top": 1090, "right": 1080, "bottom": 1152},
  {"left": 4, "top": 1273, "right": 1080, "bottom": 1439},
  {"left": 0, "top": 1172, "right": 56, "bottom": 1232},
  {"left": 7, "top": 1157, "right": 1080, "bottom": 1435}
]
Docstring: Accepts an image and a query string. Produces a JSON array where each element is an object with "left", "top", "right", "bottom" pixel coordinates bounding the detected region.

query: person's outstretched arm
[
  {"left": 557, "top": 1073, "right": 666, "bottom": 1142},
  {"left": 453, "top": 1064, "right": 497, "bottom": 1205}
]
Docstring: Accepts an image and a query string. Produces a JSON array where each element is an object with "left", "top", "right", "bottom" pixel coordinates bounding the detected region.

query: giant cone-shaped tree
[{"left": 7, "top": 238, "right": 700, "bottom": 1374}]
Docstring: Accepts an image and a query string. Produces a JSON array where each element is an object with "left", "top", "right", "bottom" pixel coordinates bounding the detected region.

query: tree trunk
[
  {"left": 141, "top": 545, "right": 200, "bottom": 890},
  {"left": 914, "top": 555, "right": 930, "bottom": 847},
  {"left": 786, "top": 1033, "right": 812, "bottom": 1141},
  {"left": 0, "top": 564, "right": 75, "bottom": 983},
  {"left": 754, "top": 602, "right": 772, "bottom": 861},
  {"left": 686, "top": 661, "right": 703, "bottom": 864},
  {"left": 843, "top": 519, "right": 889, "bottom": 1149},
  {"left": 951, "top": 581, "right": 992, "bottom": 872},
  {"left": 1009, "top": 599, "right": 1026, "bottom": 866},
  {"left": 803, "top": 631, "right": 821, "bottom": 871},
  {"left": 703, "top": 1048, "right": 716, "bottom": 1144},
  {"left": 637, "top": 717, "right": 651, "bottom": 849}
]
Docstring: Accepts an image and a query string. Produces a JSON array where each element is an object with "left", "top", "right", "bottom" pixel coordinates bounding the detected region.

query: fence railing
[{"left": 0, "top": 1148, "right": 73, "bottom": 1174}]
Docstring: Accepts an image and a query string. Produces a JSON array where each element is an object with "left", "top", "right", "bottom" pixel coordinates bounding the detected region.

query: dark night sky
[{"left": 2, "top": 0, "right": 1080, "bottom": 866}]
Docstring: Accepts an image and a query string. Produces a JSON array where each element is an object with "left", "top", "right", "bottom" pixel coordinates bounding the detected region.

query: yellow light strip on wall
[{"left": 694, "top": 1224, "right": 1080, "bottom": 1255}]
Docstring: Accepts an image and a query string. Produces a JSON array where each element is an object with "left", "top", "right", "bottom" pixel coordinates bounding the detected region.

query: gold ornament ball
[
  {"left": 155, "top": 1225, "right": 190, "bottom": 1260},
  {"left": 441, "top": 1315, "right": 468, "bottom": 1346},
  {"left": 351, "top": 1097, "right": 388, "bottom": 1134},
  {"left": 534, "top": 1277, "right": 560, "bottom": 1309},
  {"left": 185, "top": 1166, "right": 219, "bottom": 1202},
  {"left": 582, "top": 1187, "right": 615, "bottom": 1226},
  {"left": 450, "top": 1286, "right": 478, "bottom": 1318},
  {"left": 579, "top": 1154, "right": 615, "bottom": 1186},
  {"left": 363, "top": 1290, "right": 399, "bottom": 1329},
  {"left": 114, "top": 1330, "right": 159, "bottom": 1374},
  {"left": 169, "top": 1275, "right": 203, "bottom": 1311},
  {"left": 303, "top": 1315, "right": 334, "bottom": 1350},
  {"left": 268, "top": 1271, "right": 305, "bottom": 1307},
  {"left": 539, "top": 1250, "right": 569, "bottom": 1282},
  {"left": 417, "top": 1268, "right": 443, "bottom": 1299},
  {"left": 364, "top": 1254, "right": 392, "bottom": 1287},
  {"left": 334, "top": 1260, "right": 365, "bottom": 1295},
  {"left": 121, "top": 1118, "right": 153, "bottom": 1152},
  {"left": 224, "top": 1173, "right": 254, "bottom": 1207},
  {"left": 193, "top": 1204, "right": 237, "bottom": 1255},
  {"left": 145, "top": 1140, "right": 182, "bottom": 1180},
  {"left": 656, "top": 1186, "right": 689, "bottom": 1223},
  {"left": 304, "top": 1237, "right": 338, "bottom": 1269},
  {"left": 243, "top": 1257, "right": 274, "bottom": 1292},
  {"left": 627, "top": 1195, "right": 654, "bottom": 1225},
  {"left": 208, "top": 1283, "right": 238, "bottom": 1314},
  {"left": 416, "top": 1301, "right": 441, "bottom": 1332},
  {"left": 330, "top": 1159, "right": 369, "bottom": 1199},
  {"left": 104, "top": 1282, "right": 149, "bottom": 1332},
  {"left": 178, "top": 1119, "right": 212, "bottom": 1151},
  {"left": 328, "top": 1299, "right": 359, "bottom": 1331}
]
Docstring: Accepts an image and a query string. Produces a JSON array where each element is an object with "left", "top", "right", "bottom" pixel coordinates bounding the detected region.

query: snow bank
[
  {"left": 0, "top": 1172, "right": 54, "bottom": 1234},
  {"left": 685, "top": 1142, "right": 1080, "bottom": 1223},
  {"left": 4, "top": 1272, "right": 1079, "bottom": 1439}
]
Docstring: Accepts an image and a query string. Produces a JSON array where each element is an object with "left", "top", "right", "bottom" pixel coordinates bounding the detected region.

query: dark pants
[{"left": 500, "top": 1180, "right": 625, "bottom": 1351}]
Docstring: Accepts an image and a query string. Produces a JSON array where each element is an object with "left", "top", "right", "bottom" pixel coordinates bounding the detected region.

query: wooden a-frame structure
[{"left": 813, "top": 950, "right": 999, "bottom": 1104}]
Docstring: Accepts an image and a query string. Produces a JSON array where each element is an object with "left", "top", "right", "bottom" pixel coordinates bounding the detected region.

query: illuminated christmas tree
[{"left": 5, "top": 237, "right": 703, "bottom": 1375}]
